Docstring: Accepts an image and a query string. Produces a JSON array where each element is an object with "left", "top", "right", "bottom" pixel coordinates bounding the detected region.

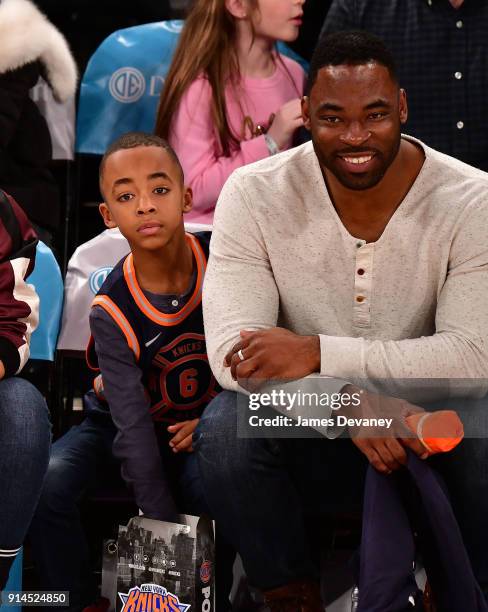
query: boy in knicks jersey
[
  {"left": 86, "top": 131, "right": 219, "bottom": 521},
  {"left": 29, "top": 132, "right": 231, "bottom": 612}
]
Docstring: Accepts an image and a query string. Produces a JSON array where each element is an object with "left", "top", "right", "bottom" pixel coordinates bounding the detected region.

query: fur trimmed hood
[{"left": 0, "top": 0, "right": 77, "bottom": 101}]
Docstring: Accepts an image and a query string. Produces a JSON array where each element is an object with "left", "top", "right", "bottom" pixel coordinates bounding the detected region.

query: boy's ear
[
  {"left": 99, "top": 202, "right": 117, "bottom": 228},
  {"left": 182, "top": 187, "right": 193, "bottom": 215}
]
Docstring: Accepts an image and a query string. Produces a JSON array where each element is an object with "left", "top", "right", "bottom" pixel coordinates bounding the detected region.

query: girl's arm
[{"left": 170, "top": 77, "right": 270, "bottom": 221}]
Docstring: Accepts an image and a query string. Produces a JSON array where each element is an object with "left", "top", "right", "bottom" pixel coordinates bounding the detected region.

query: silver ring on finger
[{"left": 237, "top": 349, "right": 245, "bottom": 362}]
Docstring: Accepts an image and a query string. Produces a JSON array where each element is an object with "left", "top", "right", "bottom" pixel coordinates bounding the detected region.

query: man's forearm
[{"left": 319, "top": 333, "right": 488, "bottom": 400}]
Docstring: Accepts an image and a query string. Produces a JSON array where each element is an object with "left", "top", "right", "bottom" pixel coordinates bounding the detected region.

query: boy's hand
[{"left": 167, "top": 419, "right": 200, "bottom": 453}]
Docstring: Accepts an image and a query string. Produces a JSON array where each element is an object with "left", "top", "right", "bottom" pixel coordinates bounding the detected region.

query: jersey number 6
[{"left": 179, "top": 368, "right": 199, "bottom": 398}]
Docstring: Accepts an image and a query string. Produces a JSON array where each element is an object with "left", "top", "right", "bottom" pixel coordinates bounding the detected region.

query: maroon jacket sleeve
[{"left": 0, "top": 189, "right": 39, "bottom": 376}]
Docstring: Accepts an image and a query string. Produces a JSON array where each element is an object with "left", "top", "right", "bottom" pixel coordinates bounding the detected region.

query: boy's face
[{"left": 99, "top": 146, "right": 192, "bottom": 251}]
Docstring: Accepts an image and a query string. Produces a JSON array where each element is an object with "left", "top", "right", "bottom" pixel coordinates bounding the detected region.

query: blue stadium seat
[
  {"left": 0, "top": 551, "right": 22, "bottom": 611},
  {"left": 76, "top": 20, "right": 308, "bottom": 155},
  {"left": 29, "top": 242, "right": 64, "bottom": 362}
]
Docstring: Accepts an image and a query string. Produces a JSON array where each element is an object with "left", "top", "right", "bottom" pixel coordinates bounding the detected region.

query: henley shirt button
[
  {"left": 172, "top": 299, "right": 179, "bottom": 307},
  {"left": 356, "top": 295, "right": 365, "bottom": 303},
  {"left": 356, "top": 241, "right": 363, "bottom": 248},
  {"left": 357, "top": 268, "right": 365, "bottom": 275},
  {"left": 456, "top": 20, "right": 463, "bottom": 28},
  {"left": 457, "top": 121, "right": 464, "bottom": 129},
  {"left": 454, "top": 71, "right": 462, "bottom": 80}
]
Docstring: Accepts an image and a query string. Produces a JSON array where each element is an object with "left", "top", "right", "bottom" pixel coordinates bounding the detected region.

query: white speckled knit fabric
[{"left": 203, "top": 136, "right": 488, "bottom": 400}]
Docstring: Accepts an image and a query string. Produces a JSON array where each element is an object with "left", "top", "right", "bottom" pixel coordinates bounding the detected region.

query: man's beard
[{"left": 313, "top": 134, "right": 401, "bottom": 191}]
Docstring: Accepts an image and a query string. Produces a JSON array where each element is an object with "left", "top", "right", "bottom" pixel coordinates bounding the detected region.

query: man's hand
[
  {"left": 167, "top": 419, "right": 199, "bottom": 453},
  {"left": 343, "top": 386, "right": 429, "bottom": 474},
  {"left": 224, "top": 328, "right": 320, "bottom": 390}
]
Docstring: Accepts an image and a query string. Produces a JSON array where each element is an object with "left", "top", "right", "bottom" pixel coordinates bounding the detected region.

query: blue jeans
[
  {"left": 194, "top": 391, "right": 367, "bottom": 589},
  {"left": 0, "top": 378, "right": 51, "bottom": 586},
  {"left": 29, "top": 415, "right": 232, "bottom": 610},
  {"left": 195, "top": 391, "right": 488, "bottom": 595}
]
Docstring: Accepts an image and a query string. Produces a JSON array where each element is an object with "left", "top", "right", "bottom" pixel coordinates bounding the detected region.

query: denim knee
[
  {"left": 195, "top": 391, "right": 275, "bottom": 483},
  {"left": 0, "top": 377, "right": 51, "bottom": 460},
  {"left": 196, "top": 391, "right": 240, "bottom": 440},
  {"left": 35, "top": 454, "right": 83, "bottom": 519}
]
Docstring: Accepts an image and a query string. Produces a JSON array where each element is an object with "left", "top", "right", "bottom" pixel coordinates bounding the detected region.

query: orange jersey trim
[
  {"left": 86, "top": 335, "right": 100, "bottom": 371},
  {"left": 123, "top": 233, "right": 206, "bottom": 327},
  {"left": 92, "top": 295, "right": 141, "bottom": 361}
]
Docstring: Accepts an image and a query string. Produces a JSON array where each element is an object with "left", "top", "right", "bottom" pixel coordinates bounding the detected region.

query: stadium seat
[
  {"left": 29, "top": 241, "right": 64, "bottom": 362},
  {"left": 0, "top": 551, "right": 22, "bottom": 611},
  {"left": 76, "top": 20, "right": 309, "bottom": 155},
  {"left": 19, "top": 242, "right": 64, "bottom": 433},
  {"left": 57, "top": 228, "right": 130, "bottom": 354}
]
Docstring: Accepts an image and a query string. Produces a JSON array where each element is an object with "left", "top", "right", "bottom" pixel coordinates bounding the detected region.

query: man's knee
[
  {"left": 0, "top": 377, "right": 51, "bottom": 455},
  {"left": 34, "top": 420, "right": 113, "bottom": 518},
  {"left": 195, "top": 391, "right": 274, "bottom": 482},
  {"left": 196, "top": 391, "right": 240, "bottom": 440},
  {"left": 34, "top": 454, "right": 80, "bottom": 518}
]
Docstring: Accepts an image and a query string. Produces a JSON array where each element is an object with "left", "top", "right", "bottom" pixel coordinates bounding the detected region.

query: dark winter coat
[{"left": 0, "top": 0, "right": 77, "bottom": 231}]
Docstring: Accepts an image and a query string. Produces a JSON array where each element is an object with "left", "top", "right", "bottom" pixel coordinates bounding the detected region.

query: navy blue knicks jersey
[{"left": 87, "top": 232, "right": 220, "bottom": 424}]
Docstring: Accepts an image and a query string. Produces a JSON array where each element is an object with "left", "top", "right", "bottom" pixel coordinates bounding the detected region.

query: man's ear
[
  {"left": 182, "top": 187, "right": 193, "bottom": 215},
  {"left": 301, "top": 96, "right": 311, "bottom": 131},
  {"left": 399, "top": 88, "right": 408, "bottom": 125},
  {"left": 99, "top": 202, "right": 117, "bottom": 228}
]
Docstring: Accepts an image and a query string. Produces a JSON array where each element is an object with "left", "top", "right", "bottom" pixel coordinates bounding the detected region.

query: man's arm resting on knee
[{"left": 224, "top": 328, "right": 321, "bottom": 387}]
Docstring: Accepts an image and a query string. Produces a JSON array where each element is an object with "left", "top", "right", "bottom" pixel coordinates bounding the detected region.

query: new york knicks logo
[
  {"left": 119, "top": 584, "right": 190, "bottom": 612},
  {"left": 200, "top": 560, "right": 212, "bottom": 584},
  {"left": 148, "top": 332, "right": 218, "bottom": 421}
]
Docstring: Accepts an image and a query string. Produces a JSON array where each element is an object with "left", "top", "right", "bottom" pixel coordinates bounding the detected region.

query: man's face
[
  {"left": 99, "top": 146, "right": 191, "bottom": 252},
  {"left": 302, "top": 63, "right": 408, "bottom": 191}
]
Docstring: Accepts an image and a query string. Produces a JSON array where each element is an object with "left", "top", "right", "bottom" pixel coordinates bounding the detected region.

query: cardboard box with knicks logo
[{"left": 102, "top": 515, "right": 215, "bottom": 612}]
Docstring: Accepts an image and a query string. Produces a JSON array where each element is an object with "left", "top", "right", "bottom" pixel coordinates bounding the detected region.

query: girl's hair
[{"left": 155, "top": 0, "right": 258, "bottom": 156}]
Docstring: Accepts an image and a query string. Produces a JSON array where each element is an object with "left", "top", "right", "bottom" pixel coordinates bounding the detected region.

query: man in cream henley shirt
[{"left": 196, "top": 31, "right": 488, "bottom": 607}]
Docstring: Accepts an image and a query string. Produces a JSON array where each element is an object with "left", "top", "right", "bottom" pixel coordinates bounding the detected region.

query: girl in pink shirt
[{"left": 155, "top": 0, "right": 306, "bottom": 224}]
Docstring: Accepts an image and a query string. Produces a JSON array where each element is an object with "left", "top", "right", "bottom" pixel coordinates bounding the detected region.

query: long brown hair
[{"left": 155, "top": 0, "right": 258, "bottom": 156}]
